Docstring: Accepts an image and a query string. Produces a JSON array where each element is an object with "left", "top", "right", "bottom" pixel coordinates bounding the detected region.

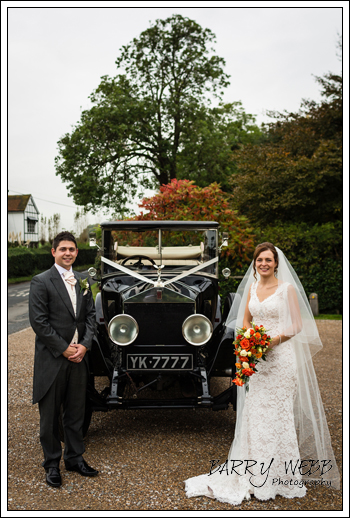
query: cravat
[
  {"left": 64, "top": 271, "right": 77, "bottom": 288},
  {"left": 63, "top": 271, "right": 78, "bottom": 344}
]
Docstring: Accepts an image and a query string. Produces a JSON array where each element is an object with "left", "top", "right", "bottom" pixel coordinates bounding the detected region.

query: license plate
[{"left": 127, "top": 354, "right": 193, "bottom": 370}]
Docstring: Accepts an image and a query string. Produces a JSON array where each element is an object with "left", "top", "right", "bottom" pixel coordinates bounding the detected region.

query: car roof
[{"left": 100, "top": 220, "right": 219, "bottom": 230}]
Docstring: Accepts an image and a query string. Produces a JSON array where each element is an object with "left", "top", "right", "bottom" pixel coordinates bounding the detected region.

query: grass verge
[
  {"left": 91, "top": 282, "right": 100, "bottom": 302},
  {"left": 314, "top": 314, "right": 342, "bottom": 320}
]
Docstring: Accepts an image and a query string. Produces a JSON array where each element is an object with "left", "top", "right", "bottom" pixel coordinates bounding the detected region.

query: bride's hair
[{"left": 253, "top": 242, "right": 279, "bottom": 280}]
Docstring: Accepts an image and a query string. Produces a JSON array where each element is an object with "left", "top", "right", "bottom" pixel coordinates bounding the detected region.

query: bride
[{"left": 185, "top": 242, "right": 340, "bottom": 505}]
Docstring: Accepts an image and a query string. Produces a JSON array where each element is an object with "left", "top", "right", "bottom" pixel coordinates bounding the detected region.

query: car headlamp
[
  {"left": 108, "top": 314, "right": 139, "bottom": 346},
  {"left": 182, "top": 314, "right": 213, "bottom": 346}
]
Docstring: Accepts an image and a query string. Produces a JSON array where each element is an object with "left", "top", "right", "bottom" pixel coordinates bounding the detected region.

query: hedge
[
  {"left": 8, "top": 246, "right": 97, "bottom": 278},
  {"left": 218, "top": 256, "right": 342, "bottom": 315}
]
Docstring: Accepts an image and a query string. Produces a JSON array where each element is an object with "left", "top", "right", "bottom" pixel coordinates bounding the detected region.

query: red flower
[
  {"left": 250, "top": 329, "right": 255, "bottom": 336},
  {"left": 242, "top": 368, "right": 254, "bottom": 377},
  {"left": 240, "top": 339, "right": 251, "bottom": 350}
]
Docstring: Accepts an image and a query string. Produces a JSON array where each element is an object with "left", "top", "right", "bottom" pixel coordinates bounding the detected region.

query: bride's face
[{"left": 255, "top": 250, "right": 277, "bottom": 280}]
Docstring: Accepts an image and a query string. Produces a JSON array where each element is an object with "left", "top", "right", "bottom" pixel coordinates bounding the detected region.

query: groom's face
[{"left": 52, "top": 240, "right": 78, "bottom": 270}]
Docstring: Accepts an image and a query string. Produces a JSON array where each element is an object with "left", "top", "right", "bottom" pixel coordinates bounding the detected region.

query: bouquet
[{"left": 232, "top": 322, "right": 272, "bottom": 389}]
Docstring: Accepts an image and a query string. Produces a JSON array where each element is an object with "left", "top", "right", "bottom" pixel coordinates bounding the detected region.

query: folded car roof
[{"left": 100, "top": 220, "right": 219, "bottom": 230}]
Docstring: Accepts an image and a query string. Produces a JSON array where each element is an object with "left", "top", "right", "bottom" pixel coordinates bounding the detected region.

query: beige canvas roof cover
[{"left": 116, "top": 244, "right": 203, "bottom": 260}]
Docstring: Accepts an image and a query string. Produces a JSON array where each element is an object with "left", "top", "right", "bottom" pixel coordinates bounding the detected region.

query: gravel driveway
[{"left": 7, "top": 321, "right": 342, "bottom": 512}]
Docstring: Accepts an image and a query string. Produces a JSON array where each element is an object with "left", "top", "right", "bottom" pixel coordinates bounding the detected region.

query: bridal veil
[{"left": 225, "top": 247, "right": 340, "bottom": 490}]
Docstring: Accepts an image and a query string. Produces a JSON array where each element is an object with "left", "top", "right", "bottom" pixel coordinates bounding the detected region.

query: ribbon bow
[{"left": 64, "top": 271, "right": 77, "bottom": 288}]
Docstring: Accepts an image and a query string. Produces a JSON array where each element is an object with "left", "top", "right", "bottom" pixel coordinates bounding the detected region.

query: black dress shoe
[
  {"left": 45, "top": 467, "right": 62, "bottom": 487},
  {"left": 67, "top": 459, "right": 98, "bottom": 477}
]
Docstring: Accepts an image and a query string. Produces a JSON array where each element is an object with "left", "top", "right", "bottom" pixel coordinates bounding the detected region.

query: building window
[{"left": 27, "top": 220, "right": 36, "bottom": 233}]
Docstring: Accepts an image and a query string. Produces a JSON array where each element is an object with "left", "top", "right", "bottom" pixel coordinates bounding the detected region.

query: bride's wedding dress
[{"left": 185, "top": 280, "right": 307, "bottom": 505}]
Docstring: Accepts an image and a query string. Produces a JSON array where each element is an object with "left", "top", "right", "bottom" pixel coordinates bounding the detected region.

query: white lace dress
[{"left": 185, "top": 281, "right": 307, "bottom": 505}]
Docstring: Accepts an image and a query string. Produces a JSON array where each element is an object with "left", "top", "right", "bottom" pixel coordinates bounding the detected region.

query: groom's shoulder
[{"left": 31, "top": 265, "right": 56, "bottom": 283}]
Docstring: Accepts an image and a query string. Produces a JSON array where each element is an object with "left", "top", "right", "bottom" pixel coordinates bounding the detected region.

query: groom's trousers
[{"left": 38, "top": 358, "right": 88, "bottom": 469}]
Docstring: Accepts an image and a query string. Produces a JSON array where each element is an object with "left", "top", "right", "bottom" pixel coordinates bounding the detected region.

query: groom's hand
[
  {"left": 62, "top": 345, "right": 78, "bottom": 358},
  {"left": 68, "top": 344, "right": 87, "bottom": 363}
]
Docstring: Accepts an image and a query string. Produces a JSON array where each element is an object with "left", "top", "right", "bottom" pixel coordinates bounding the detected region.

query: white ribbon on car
[
  {"left": 163, "top": 256, "right": 218, "bottom": 286},
  {"left": 101, "top": 256, "right": 219, "bottom": 287}
]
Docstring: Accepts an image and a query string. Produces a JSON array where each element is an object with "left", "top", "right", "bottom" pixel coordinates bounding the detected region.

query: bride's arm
[
  {"left": 243, "top": 285, "right": 253, "bottom": 329},
  {"left": 270, "top": 284, "right": 302, "bottom": 348}
]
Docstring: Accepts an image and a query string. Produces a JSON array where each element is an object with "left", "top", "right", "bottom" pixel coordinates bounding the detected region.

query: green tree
[
  {"left": 177, "top": 102, "right": 262, "bottom": 191},
  {"left": 55, "top": 14, "right": 243, "bottom": 213},
  {"left": 231, "top": 72, "right": 342, "bottom": 226}
]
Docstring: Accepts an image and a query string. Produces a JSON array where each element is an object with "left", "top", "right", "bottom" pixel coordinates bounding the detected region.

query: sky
[{"left": 3, "top": 2, "right": 347, "bottom": 236}]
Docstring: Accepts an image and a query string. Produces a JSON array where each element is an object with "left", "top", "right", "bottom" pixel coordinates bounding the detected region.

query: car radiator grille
[{"left": 124, "top": 302, "right": 194, "bottom": 345}]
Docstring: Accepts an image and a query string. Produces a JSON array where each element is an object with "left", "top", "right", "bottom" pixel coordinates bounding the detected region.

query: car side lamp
[{"left": 222, "top": 268, "right": 231, "bottom": 280}]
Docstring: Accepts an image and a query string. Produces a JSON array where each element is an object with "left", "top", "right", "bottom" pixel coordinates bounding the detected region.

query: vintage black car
[{"left": 84, "top": 220, "right": 237, "bottom": 433}]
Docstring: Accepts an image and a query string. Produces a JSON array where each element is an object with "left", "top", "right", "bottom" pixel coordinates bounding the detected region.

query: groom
[{"left": 29, "top": 231, "right": 98, "bottom": 487}]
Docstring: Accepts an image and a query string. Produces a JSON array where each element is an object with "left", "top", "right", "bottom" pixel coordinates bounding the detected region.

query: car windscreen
[{"left": 102, "top": 228, "right": 217, "bottom": 275}]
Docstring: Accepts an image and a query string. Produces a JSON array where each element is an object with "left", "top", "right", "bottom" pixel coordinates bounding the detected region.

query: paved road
[
  {"left": 8, "top": 281, "right": 31, "bottom": 334},
  {"left": 8, "top": 271, "right": 90, "bottom": 335}
]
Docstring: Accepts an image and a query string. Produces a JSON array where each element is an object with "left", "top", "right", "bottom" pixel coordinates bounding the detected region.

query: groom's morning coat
[{"left": 29, "top": 265, "right": 95, "bottom": 404}]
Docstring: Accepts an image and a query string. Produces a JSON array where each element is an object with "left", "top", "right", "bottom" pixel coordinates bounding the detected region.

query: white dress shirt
[{"left": 54, "top": 263, "right": 79, "bottom": 344}]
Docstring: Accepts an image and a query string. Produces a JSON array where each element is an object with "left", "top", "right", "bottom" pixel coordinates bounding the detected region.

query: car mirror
[{"left": 219, "top": 232, "right": 229, "bottom": 252}]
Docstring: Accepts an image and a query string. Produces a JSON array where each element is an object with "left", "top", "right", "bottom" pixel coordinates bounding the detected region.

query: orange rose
[
  {"left": 233, "top": 378, "right": 244, "bottom": 386},
  {"left": 234, "top": 350, "right": 241, "bottom": 356},
  {"left": 256, "top": 352, "right": 263, "bottom": 359},
  {"left": 250, "top": 348, "right": 257, "bottom": 355},
  {"left": 240, "top": 339, "right": 250, "bottom": 350},
  {"left": 239, "top": 356, "right": 247, "bottom": 362},
  {"left": 242, "top": 368, "right": 254, "bottom": 376},
  {"left": 250, "top": 329, "right": 255, "bottom": 336},
  {"left": 255, "top": 332, "right": 261, "bottom": 339},
  {"left": 260, "top": 340, "right": 265, "bottom": 346},
  {"left": 262, "top": 334, "right": 267, "bottom": 340},
  {"left": 235, "top": 363, "right": 242, "bottom": 369},
  {"left": 255, "top": 326, "right": 259, "bottom": 331}
]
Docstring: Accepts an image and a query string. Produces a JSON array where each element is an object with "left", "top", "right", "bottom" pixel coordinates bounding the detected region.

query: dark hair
[
  {"left": 52, "top": 231, "right": 78, "bottom": 251},
  {"left": 253, "top": 242, "right": 278, "bottom": 280}
]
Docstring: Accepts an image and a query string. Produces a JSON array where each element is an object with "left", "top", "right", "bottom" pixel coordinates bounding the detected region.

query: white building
[{"left": 8, "top": 194, "right": 40, "bottom": 245}]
